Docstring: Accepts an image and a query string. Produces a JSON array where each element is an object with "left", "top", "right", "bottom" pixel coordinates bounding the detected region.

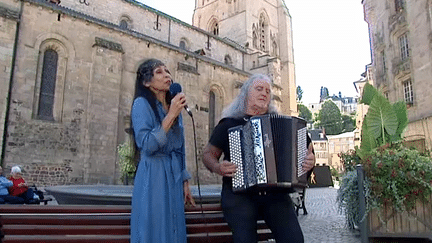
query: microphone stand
[{"left": 189, "top": 113, "right": 210, "bottom": 243}]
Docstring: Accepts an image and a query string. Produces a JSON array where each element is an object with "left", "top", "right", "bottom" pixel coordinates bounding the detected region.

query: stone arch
[
  {"left": 119, "top": 14, "right": 133, "bottom": 30},
  {"left": 224, "top": 54, "right": 233, "bottom": 66},
  {"left": 34, "top": 33, "right": 75, "bottom": 61},
  {"left": 179, "top": 37, "right": 190, "bottom": 50},
  {"left": 206, "top": 83, "right": 225, "bottom": 135},
  {"left": 33, "top": 38, "right": 69, "bottom": 122},
  {"left": 258, "top": 10, "right": 270, "bottom": 52},
  {"left": 207, "top": 16, "right": 219, "bottom": 36}
]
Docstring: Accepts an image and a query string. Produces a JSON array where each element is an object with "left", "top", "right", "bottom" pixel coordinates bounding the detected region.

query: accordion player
[{"left": 228, "top": 114, "right": 308, "bottom": 192}]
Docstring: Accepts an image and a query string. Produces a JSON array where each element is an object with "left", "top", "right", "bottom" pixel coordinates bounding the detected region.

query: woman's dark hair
[
  {"left": 134, "top": 58, "right": 172, "bottom": 123},
  {"left": 130, "top": 59, "right": 173, "bottom": 168}
]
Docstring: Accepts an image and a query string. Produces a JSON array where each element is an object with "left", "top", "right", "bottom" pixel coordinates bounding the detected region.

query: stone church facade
[
  {"left": 362, "top": 0, "right": 432, "bottom": 151},
  {"left": 0, "top": 0, "right": 297, "bottom": 186}
]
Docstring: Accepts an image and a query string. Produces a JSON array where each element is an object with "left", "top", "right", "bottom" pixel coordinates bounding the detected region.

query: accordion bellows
[{"left": 228, "top": 114, "right": 308, "bottom": 192}]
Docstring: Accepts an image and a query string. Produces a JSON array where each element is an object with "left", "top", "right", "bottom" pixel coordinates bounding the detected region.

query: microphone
[{"left": 169, "top": 82, "right": 193, "bottom": 117}]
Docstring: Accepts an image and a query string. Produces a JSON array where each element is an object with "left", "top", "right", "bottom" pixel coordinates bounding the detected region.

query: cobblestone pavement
[{"left": 298, "top": 187, "right": 361, "bottom": 243}]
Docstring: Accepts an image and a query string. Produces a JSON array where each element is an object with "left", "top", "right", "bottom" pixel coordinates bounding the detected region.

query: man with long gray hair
[{"left": 203, "top": 73, "right": 315, "bottom": 243}]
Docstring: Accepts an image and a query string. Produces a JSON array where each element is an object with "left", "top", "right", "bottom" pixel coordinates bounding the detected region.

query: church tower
[{"left": 193, "top": 0, "right": 297, "bottom": 115}]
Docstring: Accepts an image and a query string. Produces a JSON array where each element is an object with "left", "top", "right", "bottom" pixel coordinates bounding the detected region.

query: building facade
[
  {"left": 308, "top": 129, "right": 328, "bottom": 166},
  {"left": 0, "top": 0, "right": 298, "bottom": 185},
  {"left": 327, "top": 131, "right": 355, "bottom": 173},
  {"left": 353, "top": 64, "right": 374, "bottom": 148},
  {"left": 362, "top": 0, "right": 432, "bottom": 151}
]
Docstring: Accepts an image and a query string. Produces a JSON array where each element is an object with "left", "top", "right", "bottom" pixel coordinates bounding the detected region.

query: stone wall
[
  {"left": 2, "top": 0, "right": 249, "bottom": 186},
  {"left": 0, "top": 2, "right": 19, "bottom": 162},
  {"left": 57, "top": 0, "right": 245, "bottom": 68}
]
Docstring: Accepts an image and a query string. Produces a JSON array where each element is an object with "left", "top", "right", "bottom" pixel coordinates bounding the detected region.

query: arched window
[
  {"left": 37, "top": 49, "right": 58, "bottom": 120},
  {"left": 208, "top": 18, "right": 219, "bottom": 36},
  {"left": 180, "top": 40, "right": 186, "bottom": 49},
  {"left": 209, "top": 91, "right": 216, "bottom": 136},
  {"left": 119, "top": 19, "right": 128, "bottom": 29},
  {"left": 33, "top": 37, "right": 70, "bottom": 122},
  {"left": 224, "top": 54, "right": 233, "bottom": 66},
  {"left": 179, "top": 38, "right": 189, "bottom": 50},
  {"left": 208, "top": 86, "right": 224, "bottom": 138},
  {"left": 259, "top": 13, "right": 268, "bottom": 52},
  {"left": 119, "top": 15, "right": 133, "bottom": 30},
  {"left": 212, "top": 22, "right": 219, "bottom": 35}
]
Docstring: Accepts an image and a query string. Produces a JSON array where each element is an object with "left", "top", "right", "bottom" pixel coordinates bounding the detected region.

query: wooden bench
[{"left": 0, "top": 204, "right": 273, "bottom": 243}]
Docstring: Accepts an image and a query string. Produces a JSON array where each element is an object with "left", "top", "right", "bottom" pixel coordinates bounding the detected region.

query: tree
[
  {"left": 297, "top": 104, "right": 312, "bottom": 122},
  {"left": 341, "top": 115, "right": 355, "bottom": 132},
  {"left": 320, "top": 86, "right": 329, "bottom": 102},
  {"left": 316, "top": 100, "right": 342, "bottom": 135},
  {"left": 296, "top": 86, "right": 303, "bottom": 102}
]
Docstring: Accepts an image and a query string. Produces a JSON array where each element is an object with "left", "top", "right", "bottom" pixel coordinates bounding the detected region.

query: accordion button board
[{"left": 228, "top": 114, "right": 308, "bottom": 192}]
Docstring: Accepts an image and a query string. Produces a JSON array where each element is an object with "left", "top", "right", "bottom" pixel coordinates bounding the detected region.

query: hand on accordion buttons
[{"left": 218, "top": 161, "right": 237, "bottom": 177}]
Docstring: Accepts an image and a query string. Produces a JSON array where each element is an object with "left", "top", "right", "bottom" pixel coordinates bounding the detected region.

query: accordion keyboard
[{"left": 228, "top": 129, "right": 245, "bottom": 191}]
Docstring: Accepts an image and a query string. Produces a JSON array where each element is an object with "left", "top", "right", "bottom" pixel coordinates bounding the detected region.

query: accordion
[{"left": 228, "top": 114, "right": 308, "bottom": 192}]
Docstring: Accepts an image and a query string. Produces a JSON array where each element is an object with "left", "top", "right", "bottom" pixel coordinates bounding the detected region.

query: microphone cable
[{"left": 189, "top": 114, "right": 211, "bottom": 243}]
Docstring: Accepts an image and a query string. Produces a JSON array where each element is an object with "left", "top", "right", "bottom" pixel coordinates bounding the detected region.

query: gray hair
[{"left": 221, "top": 73, "right": 278, "bottom": 119}]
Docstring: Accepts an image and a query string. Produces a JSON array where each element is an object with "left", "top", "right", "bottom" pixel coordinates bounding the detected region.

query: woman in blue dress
[{"left": 130, "top": 59, "right": 195, "bottom": 243}]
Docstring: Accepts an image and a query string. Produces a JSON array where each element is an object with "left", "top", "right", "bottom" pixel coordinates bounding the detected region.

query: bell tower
[{"left": 193, "top": 0, "right": 297, "bottom": 115}]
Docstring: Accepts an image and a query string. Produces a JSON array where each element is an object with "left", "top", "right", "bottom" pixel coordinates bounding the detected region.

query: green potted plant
[
  {"left": 337, "top": 83, "right": 432, "bottom": 237},
  {"left": 117, "top": 141, "right": 136, "bottom": 185}
]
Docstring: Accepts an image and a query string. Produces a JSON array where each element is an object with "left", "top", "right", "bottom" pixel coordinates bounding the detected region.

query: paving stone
[{"left": 299, "top": 187, "right": 361, "bottom": 243}]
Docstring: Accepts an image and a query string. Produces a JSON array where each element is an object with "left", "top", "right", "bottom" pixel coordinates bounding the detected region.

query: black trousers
[{"left": 221, "top": 183, "right": 304, "bottom": 243}]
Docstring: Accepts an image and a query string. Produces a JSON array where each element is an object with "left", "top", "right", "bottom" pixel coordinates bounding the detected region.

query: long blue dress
[{"left": 130, "top": 97, "right": 190, "bottom": 243}]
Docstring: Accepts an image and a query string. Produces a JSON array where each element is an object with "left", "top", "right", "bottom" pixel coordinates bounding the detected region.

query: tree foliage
[
  {"left": 341, "top": 115, "right": 355, "bottom": 133},
  {"left": 296, "top": 86, "right": 303, "bottom": 102},
  {"left": 316, "top": 100, "right": 342, "bottom": 135},
  {"left": 297, "top": 104, "right": 312, "bottom": 122}
]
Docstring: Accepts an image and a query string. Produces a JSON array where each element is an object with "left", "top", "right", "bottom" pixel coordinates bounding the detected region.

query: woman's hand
[
  {"left": 303, "top": 144, "right": 316, "bottom": 172},
  {"left": 183, "top": 180, "right": 195, "bottom": 206},
  {"left": 217, "top": 161, "right": 237, "bottom": 177},
  {"left": 162, "top": 93, "right": 187, "bottom": 132},
  {"left": 168, "top": 93, "right": 187, "bottom": 119}
]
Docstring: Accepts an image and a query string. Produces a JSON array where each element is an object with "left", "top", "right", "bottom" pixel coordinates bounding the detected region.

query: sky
[{"left": 137, "top": 0, "right": 372, "bottom": 105}]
